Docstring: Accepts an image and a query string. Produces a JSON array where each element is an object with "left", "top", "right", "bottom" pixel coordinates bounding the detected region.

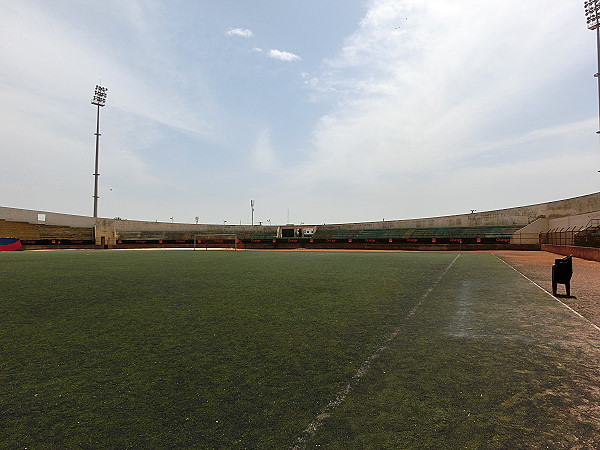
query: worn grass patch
[{"left": 309, "top": 253, "right": 600, "bottom": 449}]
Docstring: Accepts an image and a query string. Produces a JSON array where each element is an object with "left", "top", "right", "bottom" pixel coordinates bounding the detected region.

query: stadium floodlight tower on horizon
[
  {"left": 584, "top": 0, "right": 600, "bottom": 170},
  {"left": 91, "top": 84, "right": 108, "bottom": 218}
]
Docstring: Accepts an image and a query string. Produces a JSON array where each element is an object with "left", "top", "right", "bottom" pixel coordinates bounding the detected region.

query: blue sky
[{"left": 1, "top": 0, "right": 598, "bottom": 225}]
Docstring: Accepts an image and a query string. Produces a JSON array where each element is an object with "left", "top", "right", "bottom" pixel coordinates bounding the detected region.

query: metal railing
[{"left": 540, "top": 225, "right": 600, "bottom": 248}]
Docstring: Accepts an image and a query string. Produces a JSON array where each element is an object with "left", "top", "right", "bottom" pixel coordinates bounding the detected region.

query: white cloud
[
  {"left": 251, "top": 129, "right": 278, "bottom": 170},
  {"left": 268, "top": 49, "right": 301, "bottom": 62},
  {"left": 225, "top": 28, "right": 300, "bottom": 62},
  {"left": 301, "top": 72, "right": 320, "bottom": 88},
  {"left": 296, "top": 0, "right": 594, "bottom": 202},
  {"left": 226, "top": 27, "right": 255, "bottom": 38}
]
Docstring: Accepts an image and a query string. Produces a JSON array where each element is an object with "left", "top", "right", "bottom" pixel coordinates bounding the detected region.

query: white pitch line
[
  {"left": 494, "top": 255, "right": 600, "bottom": 333},
  {"left": 289, "top": 253, "right": 461, "bottom": 449}
]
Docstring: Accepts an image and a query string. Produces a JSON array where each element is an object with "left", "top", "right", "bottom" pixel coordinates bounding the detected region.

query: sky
[{"left": 1, "top": 0, "right": 599, "bottom": 225}]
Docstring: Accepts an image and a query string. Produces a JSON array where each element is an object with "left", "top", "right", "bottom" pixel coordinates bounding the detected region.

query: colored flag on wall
[{"left": 0, "top": 238, "right": 23, "bottom": 251}]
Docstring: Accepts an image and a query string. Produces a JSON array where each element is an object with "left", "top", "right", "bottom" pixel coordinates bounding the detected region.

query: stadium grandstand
[{"left": 1, "top": 191, "right": 600, "bottom": 259}]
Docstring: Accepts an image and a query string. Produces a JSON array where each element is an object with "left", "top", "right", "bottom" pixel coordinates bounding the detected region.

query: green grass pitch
[{"left": 1, "top": 250, "right": 598, "bottom": 448}]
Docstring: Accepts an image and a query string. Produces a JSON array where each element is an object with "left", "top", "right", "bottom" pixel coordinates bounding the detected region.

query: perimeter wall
[
  {"left": 321, "top": 191, "right": 600, "bottom": 230},
  {"left": 541, "top": 245, "right": 600, "bottom": 262},
  {"left": 1, "top": 191, "right": 600, "bottom": 247}
]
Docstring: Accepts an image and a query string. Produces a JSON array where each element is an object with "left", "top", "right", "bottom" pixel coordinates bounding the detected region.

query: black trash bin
[{"left": 552, "top": 255, "right": 572, "bottom": 297}]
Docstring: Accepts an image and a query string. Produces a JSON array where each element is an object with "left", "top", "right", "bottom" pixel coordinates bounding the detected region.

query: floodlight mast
[
  {"left": 91, "top": 84, "right": 108, "bottom": 218},
  {"left": 584, "top": 0, "right": 600, "bottom": 169}
]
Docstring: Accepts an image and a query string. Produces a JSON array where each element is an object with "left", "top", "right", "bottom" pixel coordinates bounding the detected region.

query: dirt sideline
[{"left": 493, "top": 250, "right": 600, "bottom": 328}]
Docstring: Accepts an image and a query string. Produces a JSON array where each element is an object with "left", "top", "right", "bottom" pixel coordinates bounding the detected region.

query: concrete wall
[
  {"left": 323, "top": 192, "right": 600, "bottom": 230},
  {"left": 542, "top": 244, "right": 600, "bottom": 262},
  {"left": 547, "top": 210, "right": 600, "bottom": 230},
  {"left": 108, "top": 218, "right": 275, "bottom": 234},
  {"left": 0, "top": 206, "right": 95, "bottom": 227},
  {"left": 2, "top": 192, "right": 600, "bottom": 245},
  {"left": 320, "top": 212, "right": 531, "bottom": 231},
  {"left": 94, "top": 218, "right": 279, "bottom": 246},
  {"left": 510, "top": 218, "right": 549, "bottom": 245}
]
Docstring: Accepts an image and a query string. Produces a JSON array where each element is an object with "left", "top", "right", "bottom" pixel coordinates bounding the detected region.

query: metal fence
[{"left": 540, "top": 223, "right": 600, "bottom": 248}]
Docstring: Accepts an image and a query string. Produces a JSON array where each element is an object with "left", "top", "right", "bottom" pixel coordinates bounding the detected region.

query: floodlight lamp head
[
  {"left": 91, "top": 84, "right": 108, "bottom": 106},
  {"left": 584, "top": 0, "right": 600, "bottom": 30}
]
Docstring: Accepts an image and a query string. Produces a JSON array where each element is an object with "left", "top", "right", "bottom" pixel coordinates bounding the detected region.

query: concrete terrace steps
[
  {"left": 0, "top": 219, "right": 93, "bottom": 241},
  {"left": 409, "top": 226, "right": 522, "bottom": 239},
  {"left": 250, "top": 231, "right": 278, "bottom": 240},
  {"left": 0, "top": 219, "right": 41, "bottom": 240},
  {"left": 312, "top": 226, "right": 523, "bottom": 241},
  {"left": 38, "top": 225, "right": 94, "bottom": 240}
]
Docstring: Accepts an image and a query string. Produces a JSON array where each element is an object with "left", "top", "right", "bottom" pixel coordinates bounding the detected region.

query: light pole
[
  {"left": 584, "top": 1, "right": 600, "bottom": 170},
  {"left": 91, "top": 84, "right": 108, "bottom": 217},
  {"left": 251, "top": 200, "right": 255, "bottom": 226}
]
